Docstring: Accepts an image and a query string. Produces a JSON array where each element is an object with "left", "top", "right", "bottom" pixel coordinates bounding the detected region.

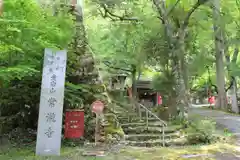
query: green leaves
[
  {"left": 229, "top": 63, "right": 240, "bottom": 77},
  {"left": 0, "top": 0, "right": 76, "bottom": 114},
  {"left": 0, "top": 0, "right": 74, "bottom": 83},
  {"left": 0, "top": 65, "right": 39, "bottom": 82}
]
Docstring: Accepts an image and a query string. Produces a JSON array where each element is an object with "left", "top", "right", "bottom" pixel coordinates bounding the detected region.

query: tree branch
[
  {"left": 152, "top": 0, "right": 166, "bottom": 23},
  {"left": 152, "top": 0, "right": 175, "bottom": 50},
  {"left": 166, "top": 0, "right": 181, "bottom": 16},
  {"left": 231, "top": 48, "right": 239, "bottom": 63},
  {"left": 182, "top": 0, "right": 209, "bottom": 29},
  {"left": 210, "top": 78, "right": 234, "bottom": 93},
  {"left": 97, "top": 7, "right": 106, "bottom": 18},
  {"left": 225, "top": 76, "right": 234, "bottom": 92},
  {"left": 157, "top": 16, "right": 164, "bottom": 23},
  {"left": 100, "top": 4, "right": 139, "bottom": 21},
  {"left": 212, "top": 84, "right": 218, "bottom": 94}
]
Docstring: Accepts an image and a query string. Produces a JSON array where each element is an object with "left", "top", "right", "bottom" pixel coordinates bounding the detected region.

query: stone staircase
[{"left": 115, "top": 103, "right": 187, "bottom": 147}]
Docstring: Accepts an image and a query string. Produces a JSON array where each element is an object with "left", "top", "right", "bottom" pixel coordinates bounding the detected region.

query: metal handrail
[
  {"left": 137, "top": 103, "right": 167, "bottom": 147},
  {"left": 112, "top": 97, "right": 167, "bottom": 146},
  {"left": 138, "top": 103, "right": 167, "bottom": 126}
]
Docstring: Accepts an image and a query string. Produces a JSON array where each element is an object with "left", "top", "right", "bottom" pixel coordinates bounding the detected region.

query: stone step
[
  {"left": 113, "top": 107, "right": 131, "bottom": 112},
  {"left": 121, "top": 121, "right": 165, "bottom": 128},
  {"left": 116, "top": 112, "right": 138, "bottom": 117},
  {"left": 125, "top": 132, "right": 180, "bottom": 141},
  {"left": 124, "top": 137, "right": 187, "bottom": 147},
  {"left": 118, "top": 117, "right": 158, "bottom": 122},
  {"left": 124, "top": 125, "right": 183, "bottom": 134}
]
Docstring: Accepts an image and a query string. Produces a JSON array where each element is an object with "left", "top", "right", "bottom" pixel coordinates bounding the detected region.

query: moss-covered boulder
[{"left": 104, "top": 113, "right": 125, "bottom": 143}]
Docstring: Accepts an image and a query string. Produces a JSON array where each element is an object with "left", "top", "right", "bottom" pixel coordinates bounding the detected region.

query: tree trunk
[
  {"left": 212, "top": 0, "right": 227, "bottom": 109},
  {"left": 178, "top": 29, "right": 190, "bottom": 112},
  {"left": 131, "top": 65, "right": 137, "bottom": 99},
  {"left": 170, "top": 29, "right": 189, "bottom": 120},
  {"left": 227, "top": 48, "right": 239, "bottom": 113},
  {"left": 230, "top": 77, "right": 239, "bottom": 113},
  {"left": 130, "top": 65, "right": 140, "bottom": 115},
  {"left": 230, "top": 48, "right": 239, "bottom": 113},
  {"left": 168, "top": 93, "right": 178, "bottom": 118}
]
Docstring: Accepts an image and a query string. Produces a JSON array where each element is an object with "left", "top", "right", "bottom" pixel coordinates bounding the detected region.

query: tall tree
[
  {"left": 212, "top": 0, "right": 227, "bottom": 109},
  {"left": 227, "top": 48, "right": 239, "bottom": 113},
  {"left": 151, "top": 0, "right": 209, "bottom": 118}
]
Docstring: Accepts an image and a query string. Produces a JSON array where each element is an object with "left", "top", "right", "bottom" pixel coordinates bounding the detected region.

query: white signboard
[{"left": 36, "top": 48, "right": 67, "bottom": 156}]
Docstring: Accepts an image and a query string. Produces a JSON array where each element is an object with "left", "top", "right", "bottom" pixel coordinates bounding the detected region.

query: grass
[
  {"left": 0, "top": 145, "right": 83, "bottom": 160},
  {"left": 119, "top": 142, "right": 240, "bottom": 160},
  {"left": 1, "top": 138, "right": 240, "bottom": 160}
]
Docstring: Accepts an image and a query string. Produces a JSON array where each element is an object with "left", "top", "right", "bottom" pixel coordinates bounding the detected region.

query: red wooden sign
[
  {"left": 91, "top": 100, "right": 104, "bottom": 114},
  {"left": 64, "top": 110, "right": 84, "bottom": 139},
  {"left": 157, "top": 95, "right": 162, "bottom": 105}
]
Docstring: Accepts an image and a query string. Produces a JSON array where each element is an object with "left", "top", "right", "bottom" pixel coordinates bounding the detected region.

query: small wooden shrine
[
  {"left": 107, "top": 73, "right": 160, "bottom": 107},
  {"left": 136, "top": 77, "right": 158, "bottom": 107}
]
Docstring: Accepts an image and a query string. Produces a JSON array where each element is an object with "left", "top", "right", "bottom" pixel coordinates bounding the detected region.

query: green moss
[
  {"left": 105, "top": 126, "right": 125, "bottom": 137},
  {"left": 103, "top": 111, "right": 125, "bottom": 139}
]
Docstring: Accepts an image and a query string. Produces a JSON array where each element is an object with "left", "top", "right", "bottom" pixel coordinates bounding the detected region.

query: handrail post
[
  {"left": 138, "top": 103, "right": 167, "bottom": 126},
  {"left": 146, "top": 110, "right": 148, "bottom": 128},
  {"left": 138, "top": 103, "right": 142, "bottom": 120},
  {"left": 162, "top": 126, "right": 165, "bottom": 147}
]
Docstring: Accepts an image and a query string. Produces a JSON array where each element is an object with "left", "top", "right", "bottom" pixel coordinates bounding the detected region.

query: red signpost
[
  {"left": 91, "top": 100, "right": 104, "bottom": 114},
  {"left": 64, "top": 110, "right": 84, "bottom": 139},
  {"left": 91, "top": 100, "right": 104, "bottom": 145}
]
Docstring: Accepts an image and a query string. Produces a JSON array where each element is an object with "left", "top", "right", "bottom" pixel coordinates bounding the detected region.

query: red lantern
[
  {"left": 64, "top": 110, "right": 84, "bottom": 138},
  {"left": 157, "top": 95, "right": 162, "bottom": 105}
]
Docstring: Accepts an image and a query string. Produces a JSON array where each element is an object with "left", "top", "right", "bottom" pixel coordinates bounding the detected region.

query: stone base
[{"left": 82, "top": 150, "right": 105, "bottom": 156}]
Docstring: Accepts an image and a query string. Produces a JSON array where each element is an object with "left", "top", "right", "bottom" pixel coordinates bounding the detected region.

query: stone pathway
[{"left": 189, "top": 107, "right": 240, "bottom": 159}]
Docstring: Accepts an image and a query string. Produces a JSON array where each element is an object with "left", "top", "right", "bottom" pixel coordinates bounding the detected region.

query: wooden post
[
  {"left": 95, "top": 114, "right": 99, "bottom": 146},
  {"left": 0, "top": 0, "right": 3, "bottom": 16},
  {"left": 138, "top": 105, "right": 142, "bottom": 120},
  {"left": 91, "top": 100, "right": 104, "bottom": 147}
]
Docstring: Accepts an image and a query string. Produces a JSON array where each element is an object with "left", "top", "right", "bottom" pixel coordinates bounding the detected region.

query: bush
[
  {"left": 151, "top": 106, "right": 169, "bottom": 121},
  {"left": 186, "top": 119, "right": 216, "bottom": 144}
]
